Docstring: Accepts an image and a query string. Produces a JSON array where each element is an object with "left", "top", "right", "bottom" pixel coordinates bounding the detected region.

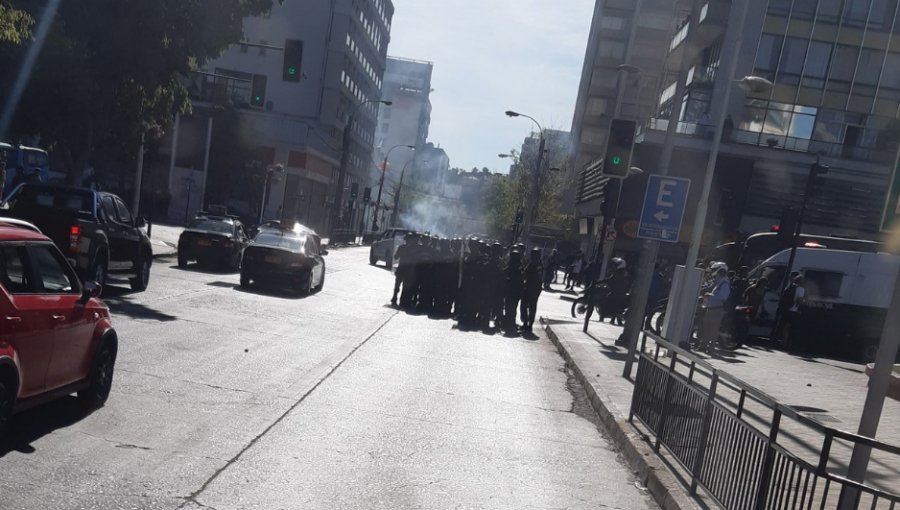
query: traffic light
[
  {"left": 362, "top": 187, "right": 371, "bottom": 203},
  {"left": 350, "top": 183, "right": 359, "bottom": 201},
  {"left": 283, "top": 39, "right": 303, "bottom": 82},
  {"left": 777, "top": 207, "right": 799, "bottom": 246},
  {"left": 250, "top": 74, "right": 267, "bottom": 108},
  {"left": 603, "top": 118, "right": 637, "bottom": 178}
]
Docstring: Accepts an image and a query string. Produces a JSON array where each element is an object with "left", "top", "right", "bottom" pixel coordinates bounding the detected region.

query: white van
[{"left": 746, "top": 248, "right": 900, "bottom": 361}]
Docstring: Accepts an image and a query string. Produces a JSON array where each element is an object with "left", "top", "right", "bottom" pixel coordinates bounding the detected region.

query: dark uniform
[
  {"left": 503, "top": 250, "right": 524, "bottom": 332},
  {"left": 392, "top": 234, "right": 416, "bottom": 306},
  {"left": 520, "top": 248, "right": 544, "bottom": 332},
  {"left": 417, "top": 236, "right": 436, "bottom": 313},
  {"left": 489, "top": 243, "right": 505, "bottom": 328},
  {"left": 399, "top": 234, "right": 422, "bottom": 308}
]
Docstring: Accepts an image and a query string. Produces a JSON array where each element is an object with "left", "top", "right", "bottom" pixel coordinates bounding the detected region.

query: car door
[
  {"left": 112, "top": 196, "right": 142, "bottom": 271},
  {"left": 0, "top": 243, "right": 54, "bottom": 398},
  {"left": 28, "top": 243, "right": 93, "bottom": 390},
  {"left": 99, "top": 195, "right": 128, "bottom": 271}
]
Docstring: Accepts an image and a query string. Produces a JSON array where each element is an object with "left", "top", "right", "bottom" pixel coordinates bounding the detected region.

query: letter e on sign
[{"left": 657, "top": 179, "right": 676, "bottom": 208}]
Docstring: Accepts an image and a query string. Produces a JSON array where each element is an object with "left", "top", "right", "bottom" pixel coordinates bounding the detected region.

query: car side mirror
[
  {"left": 135, "top": 216, "right": 147, "bottom": 228},
  {"left": 79, "top": 281, "right": 102, "bottom": 305}
]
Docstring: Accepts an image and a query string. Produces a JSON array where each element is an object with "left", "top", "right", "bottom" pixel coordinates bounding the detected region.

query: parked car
[
  {"left": 0, "top": 183, "right": 152, "bottom": 292},
  {"left": 240, "top": 223, "right": 327, "bottom": 294},
  {"left": 369, "top": 229, "right": 413, "bottom": 268},
  {"left": 178, "top": 213, "right": 250, "bottom": 270},
  {"left": 0, "top": 219, "right": 118, "bottom": 437}
]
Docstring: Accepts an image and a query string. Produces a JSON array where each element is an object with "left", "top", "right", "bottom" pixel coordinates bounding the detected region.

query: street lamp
[
  {"left": 329, "top": 99, "right": 392, "bottom": 239},
  {"left": 259, "top": 164, "right": 284, "bottom": 224},
  {"left": 505, "top": 110, "right": 544, "bottom": 245},
  {"left": 372, "top": 144, "right": 415, "bottom": 231}
]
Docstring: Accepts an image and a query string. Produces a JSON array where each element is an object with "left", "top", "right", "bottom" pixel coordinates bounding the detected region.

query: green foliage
[
  {"left": 0, "top": 1, "right": 32, "bottom": 44},
  {"left": 0, "top": 0, "right": 278, "bottom": 181}
]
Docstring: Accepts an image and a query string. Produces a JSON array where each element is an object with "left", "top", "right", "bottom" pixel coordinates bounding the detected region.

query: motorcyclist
[{"left": 583, "top": 257, "right": 629, "bottom": 332}]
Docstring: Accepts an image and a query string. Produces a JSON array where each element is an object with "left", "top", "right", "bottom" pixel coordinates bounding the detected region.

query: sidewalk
[
  {"left": 145, "top": 222, "right": 180, "bottom": 258},
  {"left": 537, "top": 283, "right": 900, "bottom": 508}
]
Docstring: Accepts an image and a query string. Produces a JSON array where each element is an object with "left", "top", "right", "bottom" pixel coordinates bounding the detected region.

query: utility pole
[{"left": 132, "top": 131, "right": 145, "bottom": 217}]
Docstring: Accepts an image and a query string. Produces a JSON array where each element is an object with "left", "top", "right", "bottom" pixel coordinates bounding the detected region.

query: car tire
[
  {"left": 231, "top": 251, "right": 242, "bottom": 272},
  {"left": 177, "top": 250, "right": 188, "bottom": 268},
  {"left": 240, "top": 272, "right": 251, "bottom": 288},
  {"left": 315, "top": 270, "right": 325, "bottom": 292},
  {"left": 78, "top": 342, "right": 116, "bottom": 409},
  {"left": 369, "top": 250, "right": 377, "bottom": 265},
  {"left": 91, "top": 254, "right": 108, "bottom": 292},
  {"left": 130, "top": 255, "right": 151, "bottom": 291},
  {"left": 0, "top": 379, "right": 13, "bottom": 439}
]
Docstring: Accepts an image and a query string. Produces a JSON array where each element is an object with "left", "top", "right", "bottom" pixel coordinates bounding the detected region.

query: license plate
[
  {"left": 197, "top": 239, "right": 211, "bottom": 246},
  {"left": 265, "top": 255, "right": 280, "bottom": 264}
]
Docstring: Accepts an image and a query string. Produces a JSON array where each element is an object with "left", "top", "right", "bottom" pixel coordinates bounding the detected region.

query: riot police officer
[{"left": 521, "top": 248, "right": 544, "bottom": 333}]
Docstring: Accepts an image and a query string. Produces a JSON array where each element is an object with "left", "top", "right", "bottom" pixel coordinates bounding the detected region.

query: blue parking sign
[{"left": 638, "top": 175, "right": 691, "bottom": 243}]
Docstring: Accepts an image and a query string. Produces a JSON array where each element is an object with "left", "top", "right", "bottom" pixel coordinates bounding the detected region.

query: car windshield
[
  {"left": 6, "top": 1, "right": 900, "bottom": 508},
  {"left": 188, "top": 219, "right": 233, "bottom": 235},
  {"left": 254, "top": 231, "right": 305, "bottom": 253}
]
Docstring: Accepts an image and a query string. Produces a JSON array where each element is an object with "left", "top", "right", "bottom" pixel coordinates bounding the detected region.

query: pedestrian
[
  {"left": 543, "top": 249, "right": 559, "bottom": 290},
  {"left": 489, "top": 243, "right": 506, "bottom": 329},
  {"left": 399, "top": 234, "right": 421, "bottom": 308},
  {"left": 742, "top": 276, "right": 768, "bottom": 319},
  {"left": 774, "top": 274, "right": 805, "bottom": 349},
  {"left": 699, "top": 266, "right": 731, "bottom": 353},
  {"left": 566, "top": 251, "right": 585, "bottom": 290},
  {"left": 503, "top": 250, "right": 524, "bottom": 333},
  {"left": 392, "top": 233, "right": 415, "bottom": 306},
  {"left": 520, "top": 248, "right": 544, "bottom": 333}
]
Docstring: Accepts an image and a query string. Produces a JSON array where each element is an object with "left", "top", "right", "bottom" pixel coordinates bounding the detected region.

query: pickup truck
[{"left": 0, "top": 183, "right": 152, "bottom": 292}]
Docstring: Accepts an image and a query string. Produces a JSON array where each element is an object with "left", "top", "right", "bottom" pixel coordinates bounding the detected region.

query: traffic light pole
[{"left": 329, "top": 116, "right": 354, "bottom": 238}]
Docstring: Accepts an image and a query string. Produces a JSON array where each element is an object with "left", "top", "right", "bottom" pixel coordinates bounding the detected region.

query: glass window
[
  {"left": 114, "top": 198, "right": 133, "bottom": 225},
  {"left": 843, "top": 0, "right": 873, "bottom": 26},
  {"left": 819, "top": 0, "right": 844, "bottom": 21},
  {"left": 830, "top": 45, "right": 859, "bottom": 82},
  {"left": 856, "top": 48, "right": 884, "bottom": 86},
  {"left": 600, "top": 16, "right": 627, "bottom": 30},
  {"left": 789, "top": 112, "right": 816, "bottom": 139},
  {"left": 767, "top": 0, "right": 791, "bottom": 15},
  {"left": 101, "top": 196, "right": 118, "bottom": 222},
  {"left": 804, "top": 270, "right": 843, "bottom": 298},
  {"left": 755, "top": 34, "right": 783, "bottom": 71},
  {"left": 597, "top": 40, "right": 626, "bottom": 58},
  {"left": 761, "top": 266, "right": 787, "bottom": 291},
  {"left": 188, "top": 219, "right": 235, "bottom": 235},
  {"left": 792, "top": 0, "right": 818, "bottom": 19},
  {"left": 882, "top": 53, "right": 900, "bottom": 89},
  {"left": 31, "top": 245, "right": 77, "bottom": 294},
  {"left": 803, "top": 41, "right": 832, "bottom": 79},
  {"left": 778, "top": 37, "right": 809, "bottom": 77},
  {"left": 763, "top": 109, "right": 791, "bottom": 135},
  {"left": 0, "top": 245, "right": 33, "bottom": 293}
]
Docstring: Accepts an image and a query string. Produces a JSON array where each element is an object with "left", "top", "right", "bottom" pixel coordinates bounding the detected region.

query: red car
[{"left": 0, "top": 219, "right": 118, "bottom": 437}]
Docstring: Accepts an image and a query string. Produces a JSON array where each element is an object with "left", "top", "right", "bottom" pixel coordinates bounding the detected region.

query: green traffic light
[
  {"left": 612, "top": 156, "right": 622, "bottom": 165},
  {"left": 288, "top": 67, "right": 297, "bottom": 75}
]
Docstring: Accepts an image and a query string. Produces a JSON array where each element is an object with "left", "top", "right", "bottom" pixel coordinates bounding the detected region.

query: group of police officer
[{"left": 390, "top": 233, "right": 545, "bottom": 333}]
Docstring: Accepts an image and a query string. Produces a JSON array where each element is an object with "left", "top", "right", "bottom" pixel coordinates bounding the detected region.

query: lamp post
[
  {"left": 506, "top": 111, "right": 545, "bottom": 246},
  {"left": 391, "top": 157, "right": 420, "bottom": 228},
  {"left": 372, "top": 144, "right": 415, "bottom": 231},
  {"left": 329, "top": 99, "right": 392, "bottom": 239},
  {"left": 259, "top": 164, "right": 284, "bottom": 224}
]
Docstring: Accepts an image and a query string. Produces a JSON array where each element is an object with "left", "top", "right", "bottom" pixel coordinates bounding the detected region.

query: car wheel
[
  {"left": 0, "top": 379, "right": 12, "bottom": 438},
  {"left": 130, "top": 256, "right": 151, "bottom": 291},
  {"left": 177, "top": 252, "right": 188, "bottom": 268},
  {"left": 78, "top": 342, "right": 116, "bottom": 409},
  {"left": 231, "top": 251, "right": 242, "bottom": 272},
  {"left": 240, "top": 271, "right": 251, "bottom": 288},
  {"left": 369, "top": 250, "right": 377, "bottom": 265},
  {"left": 91, "top": 255, "right": 108, "bottom": 292},
  {"left": 315, "top": 270, "right": 325, "bottom": 292}
]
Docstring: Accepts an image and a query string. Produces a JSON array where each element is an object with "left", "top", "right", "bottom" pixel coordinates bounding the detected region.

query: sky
[{"left": 387, "top": 0, "right": 595, "bottom": 173}]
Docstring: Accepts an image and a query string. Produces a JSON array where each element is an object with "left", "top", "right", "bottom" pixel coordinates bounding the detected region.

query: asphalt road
[{"left": 0, "top": 247, "right": 655, "bottom": 510}]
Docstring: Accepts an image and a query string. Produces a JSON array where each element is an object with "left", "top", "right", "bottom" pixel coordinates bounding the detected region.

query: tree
[
  {"left": 0, "top": 0, "right": 278, "bottom": 184},
  {"left": 0, "top": 1, "right": 32, "bottom": 44}
]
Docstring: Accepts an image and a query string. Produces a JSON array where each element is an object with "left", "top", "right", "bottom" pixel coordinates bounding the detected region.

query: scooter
[{"left": 570, "top": 284, "right": 627, "bottom": 326}]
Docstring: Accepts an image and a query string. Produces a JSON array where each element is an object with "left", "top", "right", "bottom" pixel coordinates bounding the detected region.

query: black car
[
  {"left": 240, "top": 223, "right": 327, "bottom": 294},
  {"left": 1, "top": 183, "right": 153, "bottom": 292},
  {"left": 178, "top": 214, "right": 249, "bottom": 270}
]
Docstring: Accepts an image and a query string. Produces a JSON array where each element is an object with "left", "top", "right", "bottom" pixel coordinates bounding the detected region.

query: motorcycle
[{"left": 570, "top": 284, "right": 627, "bottom": 326}]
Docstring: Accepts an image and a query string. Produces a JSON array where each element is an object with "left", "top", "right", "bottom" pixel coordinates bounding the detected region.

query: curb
[{"left": 543, "top": 322, "right": 700, "bottom": 510}]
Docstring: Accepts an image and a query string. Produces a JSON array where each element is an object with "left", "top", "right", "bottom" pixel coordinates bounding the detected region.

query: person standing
[
  {"left": 699, "top": 266, "right": 731, "bottom": 353},
  {"left": 544, "top": 249, "right": 559, "bottom": 290},
  {"left": 520, "top": 248, "right": 544, "bottom": 333},
  {"left": 566, "top": 251, "right": 585, "bottom": 291},
  {"left": 775, "top": 274, "right": 805, "bottom": 349},
  {"left": 503, "top": 250, "right": 524, "bottom": 333},
  {"left": 392, "top": 234, "right": 414, "bottom": 306}
]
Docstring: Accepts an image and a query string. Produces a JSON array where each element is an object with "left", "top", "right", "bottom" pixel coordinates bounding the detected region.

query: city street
[{"left": 0, "top": 246, "right": 655, "bottom": 510}]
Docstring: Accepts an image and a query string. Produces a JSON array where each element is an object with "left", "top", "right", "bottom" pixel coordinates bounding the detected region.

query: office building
[{"left": 165, "top": 0, "right": 394, "bottom": 233}]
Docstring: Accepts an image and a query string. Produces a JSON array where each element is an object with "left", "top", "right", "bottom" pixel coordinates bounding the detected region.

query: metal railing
[{"left": 629, "top": 330, "right": 900, "bottom": 509}]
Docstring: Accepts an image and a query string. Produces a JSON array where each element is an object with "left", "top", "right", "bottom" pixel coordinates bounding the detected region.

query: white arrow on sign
[{"left": 654, "top": 210, "right": 669, "bottom": 222}]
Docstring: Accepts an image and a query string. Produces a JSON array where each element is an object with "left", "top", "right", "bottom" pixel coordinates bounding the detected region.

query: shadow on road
[
  {"left": 232, "top": 283, "right": 311, "bottom": 300},
  {"left": 0, "top": 396, "right": 91, "bottom": 457},
  {"left": 103, "top": 288, "right": 178, "bottom": 322},
  {"left": 170, "top": 264, "right": 239, "bottom": 275}
]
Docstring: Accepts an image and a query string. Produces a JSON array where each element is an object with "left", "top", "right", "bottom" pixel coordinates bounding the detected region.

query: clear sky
[{"left": 387, "top": 0, "right": 595, "bottom": 173}]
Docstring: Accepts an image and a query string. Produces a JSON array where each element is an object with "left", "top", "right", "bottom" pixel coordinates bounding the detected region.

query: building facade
[
  {"left": 572, "top": 0, "right": 899, "bottom": 260},
  {"left": 164, "top": 0, "right": 394, "bottom": 233}
]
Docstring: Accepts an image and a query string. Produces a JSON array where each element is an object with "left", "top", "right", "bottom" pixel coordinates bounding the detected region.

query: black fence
[{"left": 629, "top": 331, "right": 900, "bottom": 509}]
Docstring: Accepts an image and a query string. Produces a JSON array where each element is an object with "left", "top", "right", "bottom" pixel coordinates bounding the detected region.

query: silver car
[{"left": 369, "top": 229, "right": 413, "bottom": 269}]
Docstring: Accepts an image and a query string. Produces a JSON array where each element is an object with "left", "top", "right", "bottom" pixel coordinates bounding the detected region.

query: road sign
[
  {"left": 638, "top": 175, "right": 691, "bottom": 243},
  {"left": 605, "top": 226, "right": 617, "bottom": 241}
]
